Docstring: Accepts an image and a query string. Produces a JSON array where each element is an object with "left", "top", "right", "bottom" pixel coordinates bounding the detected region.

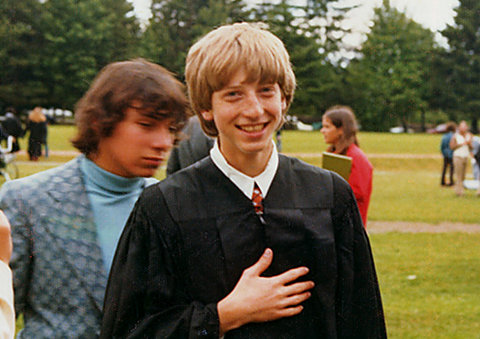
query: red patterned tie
[{"left": 252, "top": 183, "right": 263, "bottom": 215}]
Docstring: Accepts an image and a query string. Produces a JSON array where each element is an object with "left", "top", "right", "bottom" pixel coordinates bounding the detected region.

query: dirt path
[
  {"left": 285, "top": 152, "right": 441, "bottom": 159},
  {"left": 368, "top": 221, "right": 480, "bottom": 233},
  {"left": 19, "top": 150, "right": 442, "bottom": 159}
]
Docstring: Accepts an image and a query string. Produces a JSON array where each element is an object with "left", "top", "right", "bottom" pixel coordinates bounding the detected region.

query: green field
[
  {"left": 7, "top": 127, "right": 480, "bottom": 338},
  {"left": 10, "top": 127, "right": 480, "bottom": 223},
  {"left": 371, "top": 233, "right": 480, "bottom": 339}
]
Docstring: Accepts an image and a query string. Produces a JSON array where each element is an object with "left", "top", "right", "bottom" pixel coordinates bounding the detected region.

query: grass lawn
[
  {"left": 281, "top": 130, "right": 442, "bottom": 154},
  {"left": 9, "top": 127, "right": 479, "bottom": 223},
  {"left": 14, "top": 233, "right": 480, "bottom": 338},
  {"left": 371, "top": 233, "right": 480, "bottom": 339},
  {"left": 8, "top": 126, "right": 480, "bottom": 338}
]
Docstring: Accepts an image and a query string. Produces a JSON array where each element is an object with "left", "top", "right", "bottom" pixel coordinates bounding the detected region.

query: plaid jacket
[{"left": 0, "top": 157, "right": 107, "bottom": 338}]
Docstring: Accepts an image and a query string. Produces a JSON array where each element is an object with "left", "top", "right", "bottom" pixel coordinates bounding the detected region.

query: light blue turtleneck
[{"left": 79, "top": 155, "right": 157, "bottom": 274}]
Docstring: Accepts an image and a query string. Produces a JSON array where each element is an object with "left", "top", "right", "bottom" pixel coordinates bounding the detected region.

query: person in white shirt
[
  {"left": 0, "top": 210, "right": 14, "bottom": 339},
  {"left": 101, "top": 22, "right": 386, "bottom": 339},
  {"left": 450, "top": 120, "right": 473, "bottom": 196}
]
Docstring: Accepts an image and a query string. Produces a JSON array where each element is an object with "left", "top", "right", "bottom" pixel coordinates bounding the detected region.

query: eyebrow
[{"left": 138, "top": 110, "right": 171, "bottom": 121}]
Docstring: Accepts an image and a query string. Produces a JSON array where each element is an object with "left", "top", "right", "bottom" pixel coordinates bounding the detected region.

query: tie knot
[{"left": 252, "top": 183, "right": 263, "bottom": 214}]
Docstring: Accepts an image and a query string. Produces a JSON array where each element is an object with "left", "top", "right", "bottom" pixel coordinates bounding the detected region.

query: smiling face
[
  {"left": 92, "top": 105, "right": 175, "bottom": 178},
  {"left": 202, "top": 68, "right": 286, "bottom": 174},
  {"left": 320, "top": 116, "right": 343, "bottom": 146}
]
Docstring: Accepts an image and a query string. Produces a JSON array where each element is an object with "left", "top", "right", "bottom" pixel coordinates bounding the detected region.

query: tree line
[{"left": 0, "top": 0, "right": 478, "bottom": 132}]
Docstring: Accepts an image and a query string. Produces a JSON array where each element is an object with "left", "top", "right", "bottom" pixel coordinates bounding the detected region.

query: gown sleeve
[
  {"left": 100, "top": 187, "right": 220, "bottom": 339},
  {"left": 330, "top": 175, "right": 387, "bottom": 339}
]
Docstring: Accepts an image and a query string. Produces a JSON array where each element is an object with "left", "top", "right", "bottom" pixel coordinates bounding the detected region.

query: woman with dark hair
[{"left": 321, "top": 105, "right": 373, "bottom": 227}]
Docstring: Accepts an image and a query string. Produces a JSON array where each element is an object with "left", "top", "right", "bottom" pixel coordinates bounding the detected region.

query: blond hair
[
  {"left": 185, "top": 22, "right": 296, "bottom": 136},
  {"left": 29, "top": 107, "right": 47, "bottom": 123}
]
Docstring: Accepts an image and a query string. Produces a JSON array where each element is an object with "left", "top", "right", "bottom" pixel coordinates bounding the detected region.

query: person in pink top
[
  {"left": 0, "top": 210, "right": 14, "bottom": 339},
  {"left": 321, "top": 105, "right": 373, "bottom": 227}
]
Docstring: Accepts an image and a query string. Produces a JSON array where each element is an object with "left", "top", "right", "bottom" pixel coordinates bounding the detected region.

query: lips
[{"left": 143, "top": 157, "right": 164, "bottom": 166}]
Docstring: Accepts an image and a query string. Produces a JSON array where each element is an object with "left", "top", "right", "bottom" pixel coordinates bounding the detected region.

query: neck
[
  {"left": 220, "top": 144, "right": 272, "bottom": 178},
  {"left": 333, "top": 142, "right": 343, "bottom": 154}
]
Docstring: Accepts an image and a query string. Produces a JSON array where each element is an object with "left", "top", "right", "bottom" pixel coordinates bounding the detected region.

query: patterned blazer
[{"left": 0, "top": 157, "right": 107, "bottom": 338}]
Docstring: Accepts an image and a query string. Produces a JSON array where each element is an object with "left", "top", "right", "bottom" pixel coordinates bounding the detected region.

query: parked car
[
  {"left": 426, "top": 123, "right": 448, "bottom": 134},
  {"left": 284, "top": 115, "right": 314, "bottom": 131},
  {"left": 389, "top": 126, "right": 414, "bottom": 133}
]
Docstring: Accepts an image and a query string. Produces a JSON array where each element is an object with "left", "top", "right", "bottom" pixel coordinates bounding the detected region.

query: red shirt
[{"left": 346, "top": 143, "right": 373, "bottom": 227}]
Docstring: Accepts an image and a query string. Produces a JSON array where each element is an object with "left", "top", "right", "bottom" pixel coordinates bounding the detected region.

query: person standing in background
[
  {"left": 440, "top": 122, "right": 456, "bottom": 186},
  {"left": 25, "top": 107, "right": 47, "bottom": 161},
  {"left": 0, "top": 59, "right": 189, "bottom": 338},
  {"left": 1, "top": 108, "right": 23, "bottom": 153},
  {"left": 450, "top": 120, "right": 472, "bottom": 196},
  {"left": 166, "top": 115, "right": 213, "bottom": 176},
  {"left": 0, "top": 210, "right": 14, "bottom": 339},
  {"left": 470, "top": 134, "right": 480, "bottom": 196},
  {"left": 320, "top": 105, "right": 373, "bottom": 227}
]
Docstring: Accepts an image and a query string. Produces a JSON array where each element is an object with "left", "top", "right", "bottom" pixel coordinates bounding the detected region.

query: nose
[
  {"left": 242, "top": 91, "right": 263, "bottom": 119},
  {"left": 152, "top": 125, "right": 174, "bottom": 151}
]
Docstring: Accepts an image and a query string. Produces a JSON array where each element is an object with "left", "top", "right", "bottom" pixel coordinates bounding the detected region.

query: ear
[
  {"left": 281, "top": 97, "right": 287, "bottom": 111},
  {"left": 201, "top": 110, "right": 214, "bottom": 121}
]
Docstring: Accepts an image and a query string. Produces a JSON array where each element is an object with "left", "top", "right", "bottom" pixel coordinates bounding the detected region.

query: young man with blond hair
[{"left": 101, "top": 23, "right": 386, "bottom": 338}]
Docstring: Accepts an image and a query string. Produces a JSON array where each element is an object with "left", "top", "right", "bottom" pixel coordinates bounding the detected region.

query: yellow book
[{"left": 322, "top": 152, "right": 352, "bottom": 181}]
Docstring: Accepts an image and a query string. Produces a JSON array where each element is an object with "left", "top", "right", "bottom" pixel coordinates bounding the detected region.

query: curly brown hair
[{"left": 72, "top": 59, "right": 190, "bottom": 156}]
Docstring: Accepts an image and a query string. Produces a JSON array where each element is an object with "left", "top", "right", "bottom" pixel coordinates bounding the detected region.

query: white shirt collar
[{"left": 210, "top": 140, "right": 279, "bottom": 199}]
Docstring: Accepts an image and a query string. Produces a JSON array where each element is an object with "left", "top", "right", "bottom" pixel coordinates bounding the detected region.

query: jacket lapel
[{"left": 43, "top": 158, "right": 108, "bottom": 312}]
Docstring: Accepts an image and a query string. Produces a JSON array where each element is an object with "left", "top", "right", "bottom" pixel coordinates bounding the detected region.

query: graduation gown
[{"left": 100, "top": 155, "right": 386, "bottom": 339}]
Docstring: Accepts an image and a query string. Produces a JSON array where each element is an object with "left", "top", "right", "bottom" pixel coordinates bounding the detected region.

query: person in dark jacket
[
  {"left": 1, "top": 107, "right": 23, "bottom": 153},
  {"left": 166, "top": 115, "right": 214, "bottom": 176},
  {"left": 26, "top": 107, "right": 47, "bottom": 161},
  {"left": 440, "top": 122, "right": 456, "bottom": 186}
]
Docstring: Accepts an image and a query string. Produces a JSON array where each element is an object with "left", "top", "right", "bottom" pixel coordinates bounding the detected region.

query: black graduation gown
[{"left": 100, "top": 155, "right": 386, "bottom": 339}]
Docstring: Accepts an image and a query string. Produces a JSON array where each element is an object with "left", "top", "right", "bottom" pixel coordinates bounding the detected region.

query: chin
[{"left": 133, "top": 167, "right": 157, "bottom": 178}]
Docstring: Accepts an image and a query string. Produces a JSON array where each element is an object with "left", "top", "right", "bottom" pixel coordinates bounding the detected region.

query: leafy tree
[
  {"left": 0, "top": 0, "right": 140, "bottom": 111},
  {"left": 99, "top": 0, "right": 141, "bottom": 61},
  {"left": 252, "top": 0, "right": 349, "bottom": 118},
  {"left": 140, "top": 0, "right": 249, "bottom": 77},
  {"left": 39, "top": 0, "right": 141, "bottom": 109},
  {"left": 346, "top": 0, "right": 435, "bottom": 131},
  {"left": 439, "top": 0, "right": 480, "bottom": 132},
  {"left": 0, "top": 0, "right": 46, "bottom": 111}
]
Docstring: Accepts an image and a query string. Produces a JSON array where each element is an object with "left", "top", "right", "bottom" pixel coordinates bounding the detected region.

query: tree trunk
[
  {"left": 471, "top": 117, "right": 478, "bottom": 134},
  {"left": 421, "top": 109, "right": 426, "bottom": 132}
]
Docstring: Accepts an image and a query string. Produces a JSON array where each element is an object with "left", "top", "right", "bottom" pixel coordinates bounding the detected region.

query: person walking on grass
[
  {"left": 2, "top": 107, "right": 23, "bottom": 153},
  {"left": 0, "top": 59, "right": 189, "bottom": 338},
  {"left": 450, "top": 120, "right": 472, "bottom": 196},
  {"left": 25, "top": 107, "right": 47, "bottom": 161},
  {"left": 101, "top": 23, "right": 386, "bottom": 339},
  {"left": 440, "top": 122, "right": 456, "bottom": 187}
]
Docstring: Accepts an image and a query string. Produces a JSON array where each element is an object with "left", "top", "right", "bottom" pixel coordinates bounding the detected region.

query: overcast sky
[{"left": 128, "top": 0, "right": 460, "bottom": 46}]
